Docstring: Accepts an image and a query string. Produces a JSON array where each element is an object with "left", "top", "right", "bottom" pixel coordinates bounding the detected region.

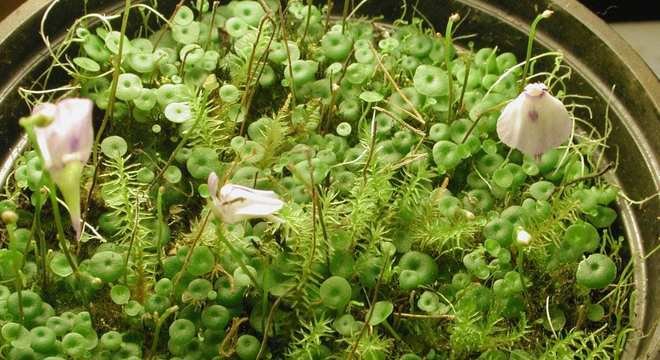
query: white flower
[
  {"left": 207, "top": 172, "right": 284, "bottom": 224},
  {"left": 516, "top": 227, "right": 532, "bottom": 246},
  {"left": 32, "top": 98, "right": 94, "bottom": 238},
  {"left": 33, "top": 99, "right": 94, "bottom": 170},
  {"left": 496, "top": 83, "right": 572, "bottom": 158}
]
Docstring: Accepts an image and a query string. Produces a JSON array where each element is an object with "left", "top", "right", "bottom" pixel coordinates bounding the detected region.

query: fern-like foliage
[
  {"left": 341, "top": 332, "right": 394, "bottom": 360},
  {"left": 98, "top": 153, "right": 157, "bottom": 294},
  {"left": 188, "top": 90, "right": 233, "bottom": 150},
  {"left": 99, "top": 154, "right": 153, "bottom": 245},
  {"left": 345, "top": 169, "right": 395, "bottom": 248},
  {"left": 541, "top": 327, "right": 617, "bottom": 360},
  {"left": 277, "top": 203, "right": 326, "bottom": 311},
  {"left": 256, "top": 95, "right": 292, "bottom": 167},
  {"left": 409, "top": 208, "right": 486, "bottom": 255},
  {"left": 285, "top": 317, "right": 334, "bottom": 359}
]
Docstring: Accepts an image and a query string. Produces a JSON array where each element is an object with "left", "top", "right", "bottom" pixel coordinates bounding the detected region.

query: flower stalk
[
  {"left": 20, "top": 115, "right": 81, "bottom": 277},
  {"left": 445, "top": 13, "right": 460, "bottom": 124},
  {"left": 2, "top": 210, "right": 24, "bottom": 321},
  {"left": 519, "top": 10, "right": 554, "bottom": 92}
]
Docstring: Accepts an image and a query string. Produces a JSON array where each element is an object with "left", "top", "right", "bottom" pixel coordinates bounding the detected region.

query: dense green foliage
[{"left": 0, "top": 0, "right": 634, "bottom": 359}]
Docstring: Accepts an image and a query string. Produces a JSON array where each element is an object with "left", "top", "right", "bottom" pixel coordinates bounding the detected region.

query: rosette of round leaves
[
  {"left": 88, "top": 251, "right": 124, "bottom": 282},
  {"left": 557, "top": 222, "right": 600, "bottom": 262},
  {"left": 320, "top": 276, "right": 352, "bottom": 310},
  {"left": 398, "top": 251, "right": 439, "bottom": 291},
  {"left": 576, "top": 254, "right": 617, "bottom": 289}
]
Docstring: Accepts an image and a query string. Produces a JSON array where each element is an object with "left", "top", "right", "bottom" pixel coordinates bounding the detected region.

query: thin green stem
[
  {"left": 216, "top": 222, "right": 260, "bottom": 287},
  {"left": 46, "top": 177, "right": 80, "bottom": 275},
  {"left": 152, "top": 0, "right": 185, "bottom": 49},
  {"left": 553, "top": 162, "right": 614, "bottom": 195},
  {"left": 381, "top": 320, "right": 403, "bottom": 342},
  {"left": 301, "top": 0, "right": 313, "bottom": 46},
  {"left": 123, "top": 196, "right": 141, "bottom": 284},
  {"left": 6, "top": 223, "right": 24, "bottom": 321},
  {"left": 519, "top": 10, "right": 553, "bottom": 92},
  {"left": 238, "top": 15, "right": 277, "bottom": 134},
  {"left": 392, "top": 312, "right": 455, "bottom": 320},
  {"left": 15, "top": 272, "right": 24, "bottom": 322},
  {"left": 460, "top": 100, "right": 508, "bottom": 144},
  {"left": 277, "top": 4, "right": 297, "bottom": 104},
  {"left": 325, "top": 0, "right": 333, "bottom": 32},
  {"left": 457, "top": 46, "right": 473, "bottom": 115},
  {"left": 148, "top": 305, "right": 179, "bottom": 359},
  {"left": 294, "top": 154, "right": 319, "bottom": 292},
  {"left": 84, "top": 0, "right": 133, "bottom": 227},
  {"left": 445, "top": 14, "right": 459, "bottom": 124},
  {"left": 156, "top": 187, "right": 165, "bottom": 271},
  {"left": 28, "top": 196, "right": 47, "bottom": 288},
  {"left": 362, "top": 110, "right": 378, "bottom": 183},
  {"left": 371, "top": 45, "right": 425, "bottom": 126},
  {"left": 341, "top": 0, "right": 350, "bottom": 33},
  {"left": 37, "top": 204, "right": 48, "bottom": 288},
  {"left": 256, "top": 292, "right": 290, "bottom": 359},
  {"left": 172, "top": 211, "right": 211, "bottom": 290},
  {"left": 20, "top": 120, "right": 80, "bottom": 277},
  {"left": 321, "top": 47, "right": 354, "bottom": 129},
  {"left": 204, "top": 2, "right": 220, "bottom": 51},
  {"left": 315, "top": 185, "right": 330, "bottom": 266},
  {"left": 347, "top": 253, "right": 390, "bottom": 360}
]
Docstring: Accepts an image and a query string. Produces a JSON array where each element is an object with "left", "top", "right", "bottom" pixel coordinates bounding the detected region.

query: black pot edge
[{"left": 0, "top": 0, "right": 658, "bottom": 358}]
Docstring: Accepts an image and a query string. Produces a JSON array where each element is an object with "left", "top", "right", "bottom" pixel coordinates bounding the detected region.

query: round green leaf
[
  {"left": 124, "top": 300, "right": 143, "bottom": 317},
  {"left": 164, "top": 102, "right": 192, "bottom": 123},
  {"left": 368, "top": 301, "right": 393, "bottom": 326},
  {"left": 359, "top": 91, "right": 384, "bottom": 103},
  {"left": 50, "top": 252, "right": 74, "bottom": 277},
  {"left": 110, "top": 284, "right": 130, "bottom": 305},
  {"left": 73, "top": 57, "right": 101, "bottom": 72}
]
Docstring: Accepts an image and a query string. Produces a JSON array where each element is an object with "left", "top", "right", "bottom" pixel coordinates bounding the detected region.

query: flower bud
[
  {"left": 1, "top": 210, "right": 18, "bottom": 225},
  {"left": 516, "top": 227, "right": 532, "bottom": 246},
  {"left": 540, "top": 10, "right": 554, "bottom": 19}
]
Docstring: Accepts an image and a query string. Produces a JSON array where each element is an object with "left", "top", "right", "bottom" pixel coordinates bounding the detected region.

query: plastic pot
[{"left": 0, "top": 0, "right": 657, "bottom": 358}]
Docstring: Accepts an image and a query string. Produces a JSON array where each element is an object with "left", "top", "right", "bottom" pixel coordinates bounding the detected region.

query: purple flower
[
  {"left": 207, "top": 172, "right": 284, "bottom": 224},
  {"left": 496, "top": 83, "right": 572, "bottom": 158},
  {"left": 32, "top": 98, "right": 94, "bottom": 237}
]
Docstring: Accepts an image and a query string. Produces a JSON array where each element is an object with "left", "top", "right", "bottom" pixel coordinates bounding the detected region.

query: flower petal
[
  {"left": 234, "top": 197, "right": 285, "bottom": 217},
  {"left": 32, "top": 98, "right": 94, "bottom": 170},
  {"left": 220, "top": 184, "right": 281, "bottom": 201},
  {"left": 496, "top": 83, "right": 571, "bottom": 157},
  {"left": 208, "top": 172, "right": 220, "bottom": 198},
  {"left": 32, "top": 103, "right": 58, "bottom": 168},
  {"left": 213, "top": 183, "right": 285, "bottom": 223},
  {"left": 55, "top": 98, "right": 94, "bottom": 164}
]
